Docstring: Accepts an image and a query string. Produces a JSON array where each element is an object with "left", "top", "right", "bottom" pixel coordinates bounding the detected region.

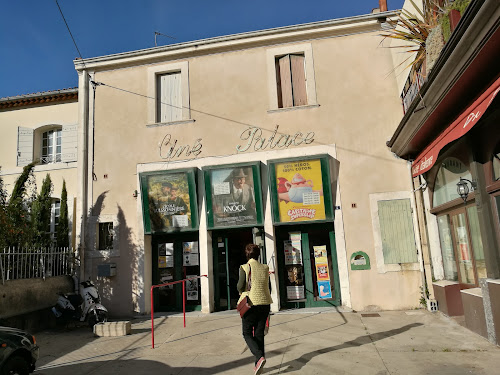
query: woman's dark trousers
[{"left": 242, "top": 304, "right": 270, "bottom": 364}]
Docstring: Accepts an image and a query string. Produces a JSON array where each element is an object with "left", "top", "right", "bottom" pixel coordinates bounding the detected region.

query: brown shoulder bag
[{"left": 237, "top": 264, "right": 252, "bottom": 318}]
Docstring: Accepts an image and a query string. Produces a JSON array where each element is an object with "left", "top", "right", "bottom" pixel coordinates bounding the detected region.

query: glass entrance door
[
  {"left": 213, "top": 228, "right": 264, "bottom": 311},
  {"left": 276, "top": 223, "right": 340, "bottom": 309},
  {"left": 152, "top": 233, "right": 201, "bottom": 312}
]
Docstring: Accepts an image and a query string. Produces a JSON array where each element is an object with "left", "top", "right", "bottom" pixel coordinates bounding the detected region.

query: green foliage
[
  {"left": 31, "top": 174, "right": 53, "bottom": 248},
  {"left": 0, "top": 168, "right": 8, "bottom": 250},
  {"left": 5, "top": 163, "right": 36, "bottom": 247},
  {"left": 440, "top": 0, "right": 471, "bottom": 42},
  {"left": 451, "top": 0, "right": 471, "bottom": 14},
  {"left": 57, "top": 180, "right": 70, "bottom": 248}
]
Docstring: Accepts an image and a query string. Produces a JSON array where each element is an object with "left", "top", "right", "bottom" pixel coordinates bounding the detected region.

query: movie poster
[
  {"left": 274, "top": 159, "right": 326, "bottom": 222},
  {"left": 210, "top": 166, "right": 258, "bottom": 227},
  {"left": 186, "top": 275, "right": 199, "bottom": 301},
  {"left": 183, "top": 241, "right": 199, "bottom": 266},
  {"left": 147, "top": 173, "right": 192, "bottom": 232}
]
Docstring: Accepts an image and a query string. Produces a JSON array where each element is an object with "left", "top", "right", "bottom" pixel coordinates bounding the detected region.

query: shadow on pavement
[{"left": 35, "top": 322, "right": 422, "bottom": 374}]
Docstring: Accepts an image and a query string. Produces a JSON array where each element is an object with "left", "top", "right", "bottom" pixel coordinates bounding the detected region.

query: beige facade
[
  {"left": 75, "top": 11, "right": 422, "bottom": 317},
  {"left": 0, "top": 90, "right": 79, "bottom": 246}
]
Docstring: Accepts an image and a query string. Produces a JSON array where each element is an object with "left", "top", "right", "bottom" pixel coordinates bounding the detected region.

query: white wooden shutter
[
  {"left": 158, "top": 72, "right": 182, "bottom": 123},
  {"left": 290, "top": 54, "right": 307, "bottom": 106},
  {"left": 61, "top": 124, "right": 78, "bottom": 162},
  {"left": 17, "top": 127, "right": 34, "bottom": 166},
  {"left": 277, "top": 55, "right": 293, "bottom": 108}
]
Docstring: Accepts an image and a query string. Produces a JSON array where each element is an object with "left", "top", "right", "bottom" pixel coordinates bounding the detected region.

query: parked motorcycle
[{"left": 51, "top": 279, "right": 108, "bottom": 328}]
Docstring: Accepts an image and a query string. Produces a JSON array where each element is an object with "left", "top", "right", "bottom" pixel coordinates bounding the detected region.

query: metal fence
[{"left": 0, "top": 247, "right": 75, "bottom": 284}]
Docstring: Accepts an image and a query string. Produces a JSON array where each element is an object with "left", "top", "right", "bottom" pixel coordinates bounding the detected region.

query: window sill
[
  {"left": 33, "top": 162, "right": 77, "bottom": 172},
  {"left": 377, "top": 262, "right": 420, "bottom": 273},
  {"left": 147, "top": 119, "right": 195, "bottom": 128},
  {"left": 87, "top": 249, "right": 119, "bottom": 258},
  {"left": 267, "top": 104, "right": 320, "bottom": 114}
]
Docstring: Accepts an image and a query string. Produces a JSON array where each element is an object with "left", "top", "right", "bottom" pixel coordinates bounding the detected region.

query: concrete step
[{"left": 93, "top": 321, "right": 131, "bottom": 337}]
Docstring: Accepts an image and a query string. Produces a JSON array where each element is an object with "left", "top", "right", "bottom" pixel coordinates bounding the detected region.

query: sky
[{"left": 0, "top": 0, "right": 404, "bottom": 99}]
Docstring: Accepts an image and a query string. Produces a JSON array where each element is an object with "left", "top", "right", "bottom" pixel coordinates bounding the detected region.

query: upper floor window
[
  {"left": 42, "top": 129, "right": 62, "bottom": 164},
  {"left": 16, "top": 124, "right": 77, "bottom": 167},
  {"left": 433, "top": 157, "right": 472, "bottom": 207},
  {"left": 275, "top": 54, "right": 307, "bottom": 108},
  {"left": 266, "top": 43, "right": 318, "bottom": 112},
  {"left": 147, "top": 61, "right": 191, "bottom": 126},
  {"left": 157, "top": 72, "right": 182, "bottom": 123}
]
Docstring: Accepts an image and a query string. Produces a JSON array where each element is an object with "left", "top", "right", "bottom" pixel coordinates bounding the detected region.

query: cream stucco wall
[{"left": 80, "top": 17, "right": 421, "bottom": 316}]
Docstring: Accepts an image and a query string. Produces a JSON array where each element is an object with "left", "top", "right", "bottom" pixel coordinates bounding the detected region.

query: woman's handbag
[{"left": 237, "top": 265, "right": 252, "bottom": 318}]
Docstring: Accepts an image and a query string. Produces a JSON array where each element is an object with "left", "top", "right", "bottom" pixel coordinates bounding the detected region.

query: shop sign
[
  {"left": 140, "top": 169, "right": 198, "bottom": 234},
  {"left": 236, "top": 125, "right": 314, "bottom": 153},
  {"left": 273, "top": 159, "right": 326, "bottom": 223},
  {"left": 204, "top": 164, "right": 263, "bottom": 229}
]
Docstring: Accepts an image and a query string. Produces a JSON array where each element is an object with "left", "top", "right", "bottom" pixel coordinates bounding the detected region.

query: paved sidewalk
[{"left": 33, "top": 309, "right": 500, "bottom": 374}]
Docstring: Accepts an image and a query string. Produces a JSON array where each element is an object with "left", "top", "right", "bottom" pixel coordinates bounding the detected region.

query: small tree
[
  {"left": 31, "top": 174, "right": 53, "bottom": 248},
  {"left": 6, "top": 162, "right": 36, "bottom": 247},
  {"left": 0, "top": 167, "right": 8, "bottom": 250},
  {"left": 57, "top": 180, "right": 70, "bottom": 248}
]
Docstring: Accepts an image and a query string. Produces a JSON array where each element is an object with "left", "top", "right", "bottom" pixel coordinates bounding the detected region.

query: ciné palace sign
[{"left": 159, "top": 125, "right": 315, "bottom": 160}]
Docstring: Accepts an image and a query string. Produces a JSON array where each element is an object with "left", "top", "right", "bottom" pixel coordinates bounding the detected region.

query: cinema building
[{"left": 74, "top": 9, "right": 423, "bottom": 317}]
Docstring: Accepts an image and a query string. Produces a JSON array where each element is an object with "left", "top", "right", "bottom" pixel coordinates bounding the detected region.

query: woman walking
[{"left": 237, "top": 244, "right": 273, "bottom": 375}]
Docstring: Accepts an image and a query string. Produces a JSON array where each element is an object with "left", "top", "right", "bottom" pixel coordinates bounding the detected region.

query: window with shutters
[
  {"left": 369, "top": 191, "right": 421, "bottom": 273},
  {"left": 377, "top": 199, "right": 418, "bottom": 264},
  {"left": 266, "top": 43, "right": 318, "bottom": 112},
  {"left": 147, "top": 61, "right": 192, "bottom": 126},
  {"left": 275, "top": 54, "right": 307, "bottom": 108},
  {"left": 16, "top": 124, "right": 77, "bottom": 167}
]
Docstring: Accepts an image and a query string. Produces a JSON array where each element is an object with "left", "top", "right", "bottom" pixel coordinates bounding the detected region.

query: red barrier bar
[{"left": 150, "top": 275, "right": 207, "bottom": 349}]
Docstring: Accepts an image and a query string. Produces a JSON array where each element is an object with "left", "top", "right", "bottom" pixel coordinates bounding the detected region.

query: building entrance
[
  {"left": 152, "top": 232, "right": 201, "bottom": 312},
  {"left": 275, "top": 223, "right": 340, "bottom": 309},
  {"left": 213, "top": 227, "right": 265, "bottom": 311}
]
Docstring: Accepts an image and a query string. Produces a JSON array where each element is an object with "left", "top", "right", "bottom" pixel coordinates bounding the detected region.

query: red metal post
[
  {"left": 183, "top": 280, "right": 186, "bottom": 328},
  {"left": 151, "top": 286, "right": 155, "bottom": 349}
]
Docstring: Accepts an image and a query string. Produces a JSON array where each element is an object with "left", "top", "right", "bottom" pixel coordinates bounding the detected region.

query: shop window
[
  {"left": 377, "top": 199, "right": 418, "bottom": 264},
  {"left": 433, "top": 157, "right": 471, "bottom": 207},
  {"left": 275, "top": 54, "right": 307, "bottom": 108},
  {"left": 436, "top": 206, "right": 486, "bottom": 285},
  {"left": 147, "top": 61, "right": 191, "bottom": 126},
  {"left": 97, "top": 222, "right": 114, "bottom": 251},
  {"left": 493, "top": 143, "right": 500, "bottom": 181},
  {"left": 157, "top": 72, "right": 182, "bottom": 123}
]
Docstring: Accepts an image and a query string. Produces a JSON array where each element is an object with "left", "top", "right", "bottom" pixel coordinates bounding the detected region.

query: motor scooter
[{"left": 52, "top": 279, "right": 108, "bottom": 327}]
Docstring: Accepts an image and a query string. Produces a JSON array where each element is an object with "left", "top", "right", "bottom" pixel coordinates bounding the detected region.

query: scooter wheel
[{"left": 88, "top": 310, "right": 107, "bottom": 328}]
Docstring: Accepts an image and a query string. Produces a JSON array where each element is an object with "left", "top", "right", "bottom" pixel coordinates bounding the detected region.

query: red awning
[{"left": 411, "top": 76, "right": 500, "bottom": 177}]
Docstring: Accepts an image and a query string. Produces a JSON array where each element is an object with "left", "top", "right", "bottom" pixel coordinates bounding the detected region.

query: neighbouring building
[
  {"left": 388, "top": 0, "right": 500, "bottom": 344},
  {"left": 74, "top": 7, "right": 425, "bottom": 317},
  {"left": 0, "top": 88, "right": 79, "bottom": 247}
]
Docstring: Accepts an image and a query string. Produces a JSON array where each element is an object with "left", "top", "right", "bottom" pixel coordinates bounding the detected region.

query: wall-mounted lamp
[{"left": 456, "top": 178, "right": 476, "bottom": 203}]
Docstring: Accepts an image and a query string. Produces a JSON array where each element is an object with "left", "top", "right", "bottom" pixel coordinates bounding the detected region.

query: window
[
  {"left": 266, "top": 43, "right": 318, "bottom": 112},
  {"left": 436, "top": 206, "right": 486, "bottom": 285},
  {"left": 493, "top": 143, "right": 500, "bottom": 181},
  {"left": 97, "top": 222, "right": 114, "bottom": 251},
  {"left": 275, "top": 54, "right": 307, "bottom": 108},
  {"left": 50, "top": 199, "right": 61, "bottom": 242},
  {"left": 157, "top": 72, "right": 182, "bottom": 123},
  {"left": 147, "top": 61, "right": 191, "bottom": 125},
  {"left": 433, "top": 157, "right": 471, "bottom": 207},
  {"left": 16, "top": 125, "right": 77, "bottom": 167},
  {"left": 41, "top": 129, "right": 62, "bottom": 164},
  {"left": 377, "top": 199, "right": 418, "bottom": 264},
  {"left": 370, "top": 191, "right": 420, "bottom": 273}
]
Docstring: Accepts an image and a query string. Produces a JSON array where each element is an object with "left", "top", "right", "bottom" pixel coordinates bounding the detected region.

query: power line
[{"left": 54, "top": 0, "right": 87, "bottom": 70}]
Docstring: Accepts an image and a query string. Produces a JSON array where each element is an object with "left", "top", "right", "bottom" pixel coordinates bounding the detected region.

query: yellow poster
[{"left": 275, "top": 159, "right": 325, "bottom": 222}]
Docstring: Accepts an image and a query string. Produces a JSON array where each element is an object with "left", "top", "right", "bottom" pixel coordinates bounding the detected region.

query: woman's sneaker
[{"left": 254, "top": 357, "right": 266, "bottom": 375}]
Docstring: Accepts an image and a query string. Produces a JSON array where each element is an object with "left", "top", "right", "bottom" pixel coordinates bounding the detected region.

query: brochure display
[{"left": 313, "top": 245, "right": 332, "bottom": 300}]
